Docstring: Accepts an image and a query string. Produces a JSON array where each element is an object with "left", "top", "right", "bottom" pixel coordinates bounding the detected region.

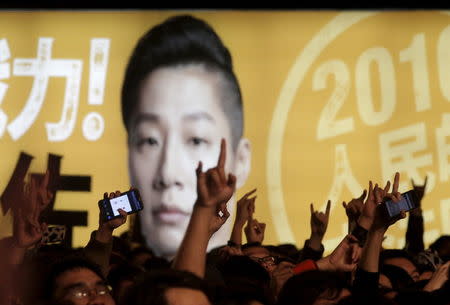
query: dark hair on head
[
  {"left": 380, "top": 263, "right": 415, "bottom": 291},
  {"left": 128, "top": 245, "right": 154, "bottom": 261},
  {"left": 107, "top": 262, "right": 145, "bottom": 304},
  {"left": 217, "top": 255, "right": 272, "bottom": 305},
  {"left": 379, "top": 249, "right": 415, "bottom": 265},
  {"left": 337, "top": 295, "right": 397, "bottom": 305},
  {"left": 43, "top": 256, "right": 105, "bottom": 300},
  {"left": 142, "top": 256, "right": 171, "bottom": 272},
  {"left": 112, "top": 235, "right": 132, "bottom": 258},
  {"left": 241, "top": 242, "right": 266, "bottom": 252},
  {"left": 277, "top": 270, "right": 349, "bottom": 305},
  {"left": 429, "top": 235, "right": 450, "bottom": 258},
  {"left": 276, "top": 243, "right": 300, "bottom": 260},
  {"left": 107, "top": 262, "right": 144, "bottom": 289},
  {"left": 124, "top": 268, "right": 211, "bottom": 305},
  {"left": 121, "top": 14, "right": 243, "bottom": 149},
  {"left": 219, "top": 255, "right": 271, "bottom": 284},
  {"left": 19, "top": 247, "right": 88, "bottom": 305},
  {"left": 429, "top": 235, "right": 450, "bottom": 249}
]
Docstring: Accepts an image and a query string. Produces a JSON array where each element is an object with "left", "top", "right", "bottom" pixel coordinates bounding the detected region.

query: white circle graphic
[{"left": 266, "top": 12, "right": 378, "bottom": 243}]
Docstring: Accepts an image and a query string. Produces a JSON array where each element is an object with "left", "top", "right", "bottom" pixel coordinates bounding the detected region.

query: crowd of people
[
  {"left": 0, "top": 139, "right": 449, "bottom": 305},
  {"left": 1, "top": 13, "right": 449, "bottom": 305}
]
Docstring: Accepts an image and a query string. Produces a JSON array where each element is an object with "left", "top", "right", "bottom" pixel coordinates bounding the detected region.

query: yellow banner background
[{"left": 0, "top": 10, "right": 449, "bottom": 252}]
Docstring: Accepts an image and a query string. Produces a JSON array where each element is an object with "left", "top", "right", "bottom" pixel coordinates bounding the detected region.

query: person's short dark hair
[
  {"left": 142, "top": 256, "right": 170, "bottom": 272},
  {"left": 241, "top": 242, "right": 265, "bottom": 252},
  {"left": 124, "top": 268, "right": 211, "bottom": 305},
  {"left": 218, "top": 255, "right": 271, "bottom": 284},
  {"left": 107, "top": 262, "right": 145, "bottom": 305},
  {"left": 19, "top": 246, "right": 86, "bottom": 305},
  {"left": 277, "top": 270, "right": 350, "bottom": 305},
  {"left": 43, "top": 256, "right": 105, "bottom": 300},
  {"left": 380, "top": 264, "right": 415, "bottom": 291},
  {"left": 107, "top": 263, "right": 144, "bottom": 290},
  {"left": 128, "top": 245, "right": 154, "bottom": 263},
  {"left": 112, "top": 235, "right": 132, "bottom": 258},
  {"left": 121, "top": 14, "right": 243, "bottom": 150},
  {"left": 217, "top": 255, "right": 272, "bottom": 305},
  {"left": 394, "top": 288, "right": 449, "bottom": 305},
  {"left": 380, "top": 249, "right": 416, "bottom": 265},
  {"left": 275, "top": 243, "right": 300, "bottom": 261},
  {"left": 337, "top": 295, "right": 397, "bottom": 305},
  {"left": 429, "top": 235, "right": 450, "bottom": 262}
]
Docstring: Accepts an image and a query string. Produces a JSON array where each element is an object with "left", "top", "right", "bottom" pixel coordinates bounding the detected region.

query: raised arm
[
  {"left": 9, "top": 170, "right": 53, "bottom": 264},
  {"left": 404, "top": 176, "right": 426, "bottom": 256},
  {"left": 342, "top": 190, "right": 366, "bottom": 233},
  {"left": 0, "top": 170, "right": 53, "bottom": 305},
  {"left": 229, "top": 188, "right": 256, "bottom": 248},
  {"left": 352, "top": 173, "right": 407, "bottom": 304},
  {"left": 172, "top": 138, "right": 236, "bottom": 278},
  {"left": 84, "top": 190, "right": 128, "bottom": 276},
  {"left": 244, "top": 217, "right": 266, "bottom": 245},
  {"left": 307, "top": 200, "right": 331, "bottom": 252}
]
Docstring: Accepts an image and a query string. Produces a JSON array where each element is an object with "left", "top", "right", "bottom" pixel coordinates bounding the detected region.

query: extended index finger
[
  {"left": 41, "top": 169, "right": 50, "bottom": 190},
  {"left": 244, "top": 188, "right": 257, "bottom": 198},
  {"left": 217, "top": 138, "right": 226, "bottom": 170},
  {"left": 325, "top": 200, "right": 331, "bottom": 216},
  {"left": 392, "top": 172, "right": 400, "bottom": 194},
  {"left": 383, "top": 180, "right": 391, "bottom": 193}
]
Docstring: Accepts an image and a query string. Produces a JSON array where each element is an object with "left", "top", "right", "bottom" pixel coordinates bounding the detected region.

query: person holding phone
[{"left": 120, "top": 15, "right": 252, "bottom": 260}]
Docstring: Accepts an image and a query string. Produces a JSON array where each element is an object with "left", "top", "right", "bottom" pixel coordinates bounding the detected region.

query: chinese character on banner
[
  {"left": 0, "top": 37, "right": 110, "bottom": 142},
  {"left": 1, "top": 152, "right": 91, "bottom": 247},
  {"left": 379, "top": 122, "right": 435, "bottom": 192}
]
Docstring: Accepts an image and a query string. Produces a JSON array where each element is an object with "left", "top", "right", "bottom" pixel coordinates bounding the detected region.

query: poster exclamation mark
[{"left": 83, "top": 38, "right": 110, "bottom": 141}]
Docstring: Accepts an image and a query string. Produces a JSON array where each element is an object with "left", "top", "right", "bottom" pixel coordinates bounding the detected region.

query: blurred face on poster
[{"left": 122, "top": 15, "right": 251, "bottom": 259}]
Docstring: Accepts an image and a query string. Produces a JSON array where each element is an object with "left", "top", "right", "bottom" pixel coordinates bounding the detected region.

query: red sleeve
[{"left": 293, "top": 259, "right": 318, "bottom": 275}]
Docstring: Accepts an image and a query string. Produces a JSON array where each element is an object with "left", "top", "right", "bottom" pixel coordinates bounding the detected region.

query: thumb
[
  {"left": 118, "top": 208, "right": 128, "bottom": 218},
  {"left": 359, "top": 189, "right": 367, "bottom": 200},
  {"left": 228, "top": 173, "right": 237, "bottom": 190}
]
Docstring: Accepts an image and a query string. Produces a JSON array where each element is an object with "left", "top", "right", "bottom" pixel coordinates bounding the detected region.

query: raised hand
[
  {"left": 99, "top": 191, "right": 128, "bottom": 230},
  {"left": 34, "top": 170, "right": 54, "bottom": 213},
  {"left": 271, "top": 261, "right": 295, "bottom": 296},
  {"left": 235, "top": 188, "right": 257, "bottom": 226},
  {"left": 245, "top": 218, "right": 266, "bottom": 244},
  {"left": 310, "top": 200, "right": 331, "bottom": 238},
  {"left": 411, "top": 176, "right": 427, "bottom": 203},
  {"left": 13, "top": 170, "right": 54, "bottom": 249},
  {"left": 230, "top": 188, "right": 256, "bottom": 247},
  {"left": 195, "top": 139, "right": 237, "bottom": 234},
  {"left": 423, "top": 261, "right": 450, "bottom": 292},
  {"left": 372, "top": 172, "right": 405, "bottom": 232},
  {"left": 316, "top": 234, "right": 360, "bottom": 272},
  {"left": 358, "top": 173, "right": 407, "bottom": 274},
  {"left": 343, "top": 190, "right": 366, "bottom": 230},
  {"left": 95, "top": 190, "right": 128, "bottom": 244},
  {"left": 218, "top": 245, "right": 244, "bottom": 259},
  {"left": 173, "top": 139, "right": 237, "bottom": 278},
  {"left": 357, "top": 180, "right": 378, "bottom": 230},
  {"left": 196, "top": 139, "right": 236, "bottom": 209},
  {"left": 209, "top": 202, "right": 231, "bottom": 234}
]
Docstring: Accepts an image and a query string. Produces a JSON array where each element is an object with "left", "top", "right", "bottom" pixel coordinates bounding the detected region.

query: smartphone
[
  {"left": 383, "top": 190, "right": 419, "bottom": 218},
  {"left": 98, "top": 189, "right": 144, "bottom": 222}
]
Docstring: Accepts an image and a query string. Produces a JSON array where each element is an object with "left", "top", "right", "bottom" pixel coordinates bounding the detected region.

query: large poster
[{"left": 0, "top": 10, "right": 448, "bottom": 253}]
